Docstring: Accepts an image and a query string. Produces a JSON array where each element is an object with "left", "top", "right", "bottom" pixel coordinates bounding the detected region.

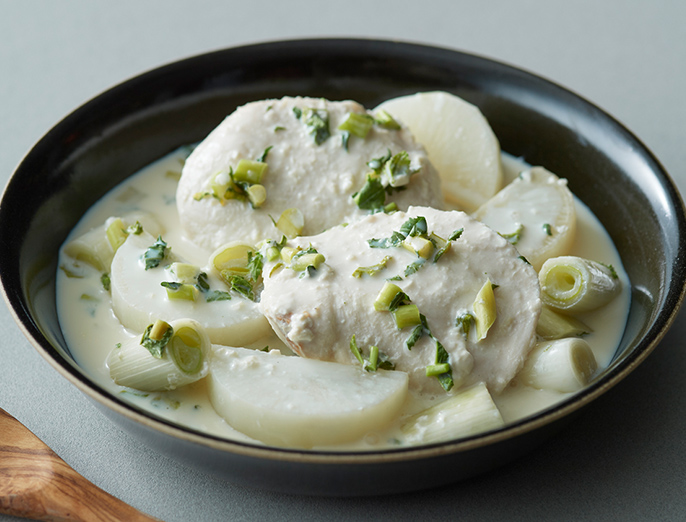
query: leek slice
[
  {"left": 400, "top": 382, "right": 504, "bottom": 445},
  {"left": 518, "top": 338, "right": 597, "bottom": 393},
  {"left": 539, "top": 256, "right": 621, "bottom": 314},
  {"left": 108, "top": 318, "right": 210, "bottom": 392}
]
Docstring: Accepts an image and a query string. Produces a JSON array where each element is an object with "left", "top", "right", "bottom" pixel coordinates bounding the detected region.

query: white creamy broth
[{"left": 56, "top": 146, "right": 630, "bottom": 450}]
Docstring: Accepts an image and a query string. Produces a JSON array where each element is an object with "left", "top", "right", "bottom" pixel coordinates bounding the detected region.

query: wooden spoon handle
[{"left": 0, "top": 409, "right": 160, "bottom": 521}]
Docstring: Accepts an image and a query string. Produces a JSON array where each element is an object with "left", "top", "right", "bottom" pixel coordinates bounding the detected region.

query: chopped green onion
[
  {"left": 246, "top": 184, "right": 266, "bottom": 208},
  {"left": 373, "top": 282, "right": 403, "bottom": 311},
  {"left": 161, "top": 282, "right": 197, "bottom": 301},
  {"left": 405, "top": 324, "right": 424, "bottom": 350},
  {"left": 233, "top": 159, "right": 268, "bottom": 184},
  {"left": 374, "top": 110, "right": 401, "bottom": 130},
  {"left": 425, "top": 363, "right": 450, "bottom": 376},
  {"left": 432, "top": 341, "right": 454, "bottom": 391},
  {"left": 338, "top": 112, "right": 375, "bottom": 138},
  {"left": 297, "top": 107, "right": 330, "bottom": 145},
  {"left": 126, "top": 221, "right": 144, "bottom": 235},
  {"left": 275, "top": 207, "right": 305, "bottom": 238},
  {"left": 352, "top": 256, "right": 391, "bottom": 278},
  {"left": 404, "top": 259, "right": 425, "bottom": 277},
  {"left": 365, "top": 345, "right": 379, "bottom": 372},
  {"left": 393, "top": 304, "right": 421, "bottom": 329},
  {"left": 455, "top": 312, "right": 474, "bottom": 337},
  {"left": 402, "top": 235, "right": 434, "bottom": 259},
  {"left": 349, "top": 335, "right": 364, "bottom": 365}
]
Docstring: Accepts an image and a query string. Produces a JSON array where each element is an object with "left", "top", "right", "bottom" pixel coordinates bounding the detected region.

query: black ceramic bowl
[{"left": 2, "top": 39, "right": 685, "bottom": 496}]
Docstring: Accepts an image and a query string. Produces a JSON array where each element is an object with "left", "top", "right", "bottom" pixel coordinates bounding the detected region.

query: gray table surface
[{"left": 2, "top": 1, "right": 685, "bottom": 520}]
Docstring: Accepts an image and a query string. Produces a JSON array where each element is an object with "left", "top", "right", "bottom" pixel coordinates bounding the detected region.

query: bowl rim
[{"left": 3, "top": 37, "right": 686, "bottom": 464}]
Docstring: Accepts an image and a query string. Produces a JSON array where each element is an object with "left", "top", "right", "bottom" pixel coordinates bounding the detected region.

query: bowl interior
[{"left": 2, "top": 39, "right": 685, "bottom": 452}]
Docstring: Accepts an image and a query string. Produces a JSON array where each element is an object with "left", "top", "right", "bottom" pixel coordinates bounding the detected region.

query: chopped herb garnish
[
  {"left": 374, "top": 110, "right": 401, "bottom": 130},
  {"left": 101, "top": 273, "right": 111, "bottom": 291},
  {"left": 449, "top": 228, "right": 464, "bottom": 241},
  {"left": 341, "top": 130, "right": 351, "bottom": 151},
  {"left": 601, "top": 263, "right": 619, "bottom": 279},
  {"left": 388, "top": 290, "right": 411, "bottom": 312},
  {"left": 500, "top": 224, "right": 524, "bottom": 245},
  {"left": 196, "top": 272, "right": 210, "bottom": 292},
  {"left": 404, "top": 259, "right": 425, "bottom": 277},
  {"left": 352, "top": 256, "right": 392, "bottom": 278},
  {"left": 405, "top": 324, "right": 424, "bottom": 350},
  {"left": 125, "top": 221, "right": 143, "bottom": 235},
  {"left": 350, "top": 335, "right": 364, "bottom": 365},
  {"left": 256, "top": 146, "right": 272, "bottom": 163},
  {"left": 353, "top": 175, "right": 386, "bottom": 210},
  {"left": 542, "top": 223, "right": 552, "bottom": 236},
  {"left": 274, "top": 125, "right": 285, "bottom": 132},
  {"left": 296, "top": 107, "right": 330, "bottom": 145},
  {"left": 225, "top": 274, "right": 256, "bottom": 301},
  {"left": 206, "top": 290, "right": 232, "bottom": 302},
  {"left": 140, "top": 321, "right": 174, "bottom": 358},
  {"left": 142, "top": 236, "right": 168, "bottom": 270},
  {"left": 519, "top": 255, "right": 531, "bottom": 265},
  {"left": 367, "top": 150, "right": 392, "bottom": 172},
  {"left": 382, "top": 151, "right": 414, "bottom": 187},
  {"left": 246, "top": 251, "right": 264, "bottom": 282},
  {"left": 455, "top": 312, "right": 474, "bottom": 337}
]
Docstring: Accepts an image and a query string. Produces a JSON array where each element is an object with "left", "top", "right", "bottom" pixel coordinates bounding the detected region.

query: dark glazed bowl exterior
[{"left": 1, "top": 39, "right": 685, "bottom": 496}]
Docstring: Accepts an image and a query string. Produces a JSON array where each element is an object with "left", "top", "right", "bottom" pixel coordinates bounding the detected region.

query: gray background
[{"left": 1, "top": 1, "right": 685, "bottom": 520}]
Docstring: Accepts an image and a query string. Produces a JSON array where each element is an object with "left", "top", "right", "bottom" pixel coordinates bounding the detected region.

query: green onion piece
[
  {"left": 393, "top": 304, "right": 421, "bottom": 329},
  {"left": 367, "top": 149, "right": 392, "bottom": 172},
  {"left": 374, "top": 282, "right": 402, "bottom": 311},
  {"left": 349, "top": 335, "right": 364, "bottom": 365},
  {"left": 170, "top": 262, "right": 200, "bottom": 284},
  {"left": 140, "top": 320, "right": 173, "bottom": 358},
  {"left": 291, "top": 253, "right": 325, "bottom": 272},
  {"left": 388, "top": 290, "right": 411, "bottom": 312},
  {"left": 352, "top": 256, "right": 391, "bottom": 278},
  {"left": 402, "top": 236, "right": 434, "bottom": 259},
  {"left": 247, "top": 184, "right": 267, "bottom": 208},
  {"left": 399, "top": 216, "right": 428, "bottom": 237},
  {"left": 196, "top": 272, "right": 210, "bottom": 292},
  {"left": 211, "top": 243, "right": 254, "bottom": 273},
  {"left": 275, "top": 208, "right": 305, "bottom": 238},
  {"left": 169, "top": 327, "right": 203, "bottom": 374},
  {"left": 383, "top": 202, "right": 398, "bottom": 213},
  {"left": 374, "top": 110, "right": 401, "bottom": 130},
  {"left": 338, "top": 112, "right": 375, "bottom": 138},
  {"left": 246, "top": 251, "right": 264, "bottom": 282},
  {"left": 142, "top": 236, "right": 168, "bottom": 270},
  {"left": 365, "top": 345, "right": 379, "bottom": 372},
  {"left": 425, "top": 363, "right": 450, "bottom": 376},
  {"left": 106, "top": 218, "right": 128, "bottom": 252},
  {"left": 211, "top": 171, "right": 233, "bottom": 199},
  {"left": 161, "top": 282, "right": 197, "bottom": 302},
  {"left": 233, "top": 159, "right": 268, "bottom": 184}
]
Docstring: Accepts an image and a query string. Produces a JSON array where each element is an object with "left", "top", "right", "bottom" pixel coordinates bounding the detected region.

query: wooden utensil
[{"left": 0, "top": 408, "right": 159, "bottom": 521}]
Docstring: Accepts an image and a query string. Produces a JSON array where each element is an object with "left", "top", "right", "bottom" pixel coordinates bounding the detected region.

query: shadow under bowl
[{"left": 1, "top": 39, "right": 685, "bottom": 496}]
